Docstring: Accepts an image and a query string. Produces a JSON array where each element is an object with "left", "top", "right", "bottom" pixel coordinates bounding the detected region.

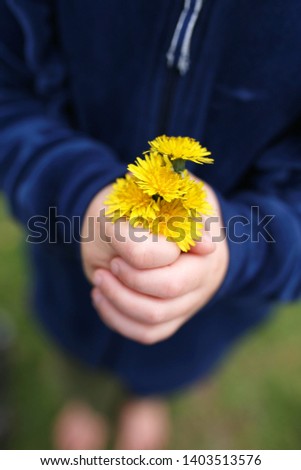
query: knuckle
[
  {"left": 145, "top": 307, "right": 166, "bottom": 325},
  {"left": 101, "top": 280, "right": 112, "bottom": 299},
  {"left": 138, "top": 329, "right": 158, "bottom": 345},
  {"left": 139, "top": 325, "right": 175, "bottom": 345},
  {"left": 128, "top": 244, "right": 151, "bottom": 269},
  {"left": 126, "top": 272, "right": 141, "bottom": 292},
  {"left": 126, "top": 244, "right": 141, "bottom": 267},
  {"left": 165, "top": 278, "right": 182, "bottom": 298}
]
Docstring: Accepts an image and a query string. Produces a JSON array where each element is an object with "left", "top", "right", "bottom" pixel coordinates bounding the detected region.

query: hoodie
[{"left": 0, "top": 0, "right": 301, "bottom": 394}]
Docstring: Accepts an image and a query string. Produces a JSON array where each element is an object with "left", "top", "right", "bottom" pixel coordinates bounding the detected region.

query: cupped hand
[
  {"left": 89, "top": 180, "right": 229, "bottom": 345},
  {"left": 81, "top": 183, "right": 181, "bottom": 281}
]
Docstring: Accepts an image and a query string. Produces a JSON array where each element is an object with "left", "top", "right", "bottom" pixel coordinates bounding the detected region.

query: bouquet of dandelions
[{"left": 105, "top": 135, "right": 214, "bottom": 252}]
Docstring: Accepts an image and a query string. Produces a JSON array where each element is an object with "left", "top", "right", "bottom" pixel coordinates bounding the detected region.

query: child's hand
[
  {"left": 90, "top": 181, "right": 229, "bottom": 345},
  {"left": 81, "top": 184, "right": 182, "bottom": 283}
]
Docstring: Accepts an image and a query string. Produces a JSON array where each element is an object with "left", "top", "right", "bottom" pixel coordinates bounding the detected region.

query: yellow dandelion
[
  {"left": 128, "top": 153, "right": 183, "bottom": 202},
  {"left": 180, "top": 173, "right": 214, "bottom": 216},
  {"left": 147, "top": 135, "right": 214, "bottom": 165},
  {"left": 149, "top": 198, "right": 203, "bottom": 252},
  {"left": 104, "top": 174, "right": 158, "bottom": 221}
]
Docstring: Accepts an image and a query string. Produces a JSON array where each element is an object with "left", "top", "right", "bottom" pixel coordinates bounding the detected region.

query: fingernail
[
  {"left": 94, "top": 273, "right": 103, "bottom": 286},
  {"left": 111, "top": 260, "right": 119, "bottom": 275}
]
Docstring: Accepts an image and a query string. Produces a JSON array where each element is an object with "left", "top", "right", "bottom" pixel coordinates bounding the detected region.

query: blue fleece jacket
[{"left": 0, "top": 0, "right": 301, "bottom": 395}]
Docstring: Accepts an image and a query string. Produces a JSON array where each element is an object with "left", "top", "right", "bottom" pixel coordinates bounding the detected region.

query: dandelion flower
[
  {"left": 105, "top": 135, "right": 214, "bottom": 252},
  {"left": 105, "top": 174, "right": 158, "bottom": 221},
  {"left": 128, "top": 153, "right": 183, "bottom": 202},
  {"left": 181, "top": 173, "right": 214, "bottom": 216},
  {"left": 149, "top": 198, "right": 203, "bottom": 252},
  {"left": 148, "top": 135, "right": 214, "bottom": 165}
]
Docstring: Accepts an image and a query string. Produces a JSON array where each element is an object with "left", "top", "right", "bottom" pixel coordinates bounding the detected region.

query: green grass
[{"left": 1, "top": 197, "right": 301, "bottom": 449}]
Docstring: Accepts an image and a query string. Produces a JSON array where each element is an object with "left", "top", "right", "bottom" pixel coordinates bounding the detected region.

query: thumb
[
  {"left": 190, "top": 232, "right": 216, "bottom": 256},
  {"left": 110, "top": 219, "right": 181, "bottom": 269}
]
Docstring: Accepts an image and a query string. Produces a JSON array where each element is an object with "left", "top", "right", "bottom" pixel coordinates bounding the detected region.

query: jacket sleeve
[
  {"left": 0, "top": 0, "right": 126, "bottom": 252},
  {"left": 216, "top": 122, "right": 301, "bottom": 303}
]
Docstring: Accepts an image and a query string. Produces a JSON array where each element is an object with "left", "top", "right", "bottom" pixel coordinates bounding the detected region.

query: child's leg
[
  {"left": 53, "top": 400, "right": 108, "bottom": 450},
  {"left": 50, "top": 353, "right": 117, "bottom": 450},
  {"left": 53, "top": 396, "right": 170, "bottom": 450},
  {"left": 115, "top": 397, "right": 170, "bottom": 450},
  {"left": 50, "top": 352, "right": 170, "bottom": 450}
]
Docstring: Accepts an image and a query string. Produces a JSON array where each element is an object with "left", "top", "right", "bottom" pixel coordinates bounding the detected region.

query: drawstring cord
[
  {"left": 166, "top": 0, "right": 191, "bottom": 69},
  {"left": 166, "top": 0, "right": 204, "bottom": 75}
]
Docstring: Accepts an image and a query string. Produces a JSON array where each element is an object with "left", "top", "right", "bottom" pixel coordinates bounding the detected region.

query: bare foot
[
  {"left": 115, "top": 398, "right": 170, "bottom": 450},
  {"left": 52, "top": 401, "right": 108, "bottom": 450}
]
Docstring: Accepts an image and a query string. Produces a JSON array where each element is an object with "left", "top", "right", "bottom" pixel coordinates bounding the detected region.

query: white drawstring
[
  {"left": 166, "top": 0, "right": 204, "bottom": 75},
  {"left": 178, "top": 0, "right": 204, "bottom": 75},
  {"left": 166, "top": 0, "right": 191, "bottom": 68}
]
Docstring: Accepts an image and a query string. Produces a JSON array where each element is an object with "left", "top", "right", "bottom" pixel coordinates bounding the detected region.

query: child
[{"left": 1, "top": 0, "right": 301, "bottom": 449}]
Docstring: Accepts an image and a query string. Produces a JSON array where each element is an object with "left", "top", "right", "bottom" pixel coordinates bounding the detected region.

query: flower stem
[{"left": 172, "top": 158, "right": 185, "bottom": 173}]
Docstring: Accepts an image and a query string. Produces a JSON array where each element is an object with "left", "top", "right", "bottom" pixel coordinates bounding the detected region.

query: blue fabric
[{"left": 1, "top": 0, "right": 301, "bottom": 395}]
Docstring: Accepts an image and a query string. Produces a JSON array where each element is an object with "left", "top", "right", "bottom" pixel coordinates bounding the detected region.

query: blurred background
[{"left": 1, "top": 195, "right": 301, "bottom": 450}]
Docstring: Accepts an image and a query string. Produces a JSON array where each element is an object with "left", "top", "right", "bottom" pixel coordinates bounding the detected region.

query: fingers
[
  {"left": 92, "top": 269, "right": 202, "bottom": 325},
  {"left": 107, "top": 219, "right": 181, "bottom": 269},
  {"left": 189, "top": 230, "right": 216, "bottom": 255},
  {"left": 107, "top": 253, "right": 209, "bottom": 299},
  {"left": 91, "top": 288, "right": 185, "bottom": 345},
  {"left": 82, "top": 212, "right": 181, "bottom": 284}
]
